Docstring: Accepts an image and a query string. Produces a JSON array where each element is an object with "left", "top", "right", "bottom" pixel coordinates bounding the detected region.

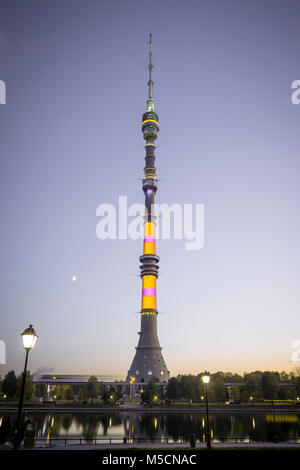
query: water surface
[{"left": 1, "top": 412, "right": 299, "bottom": 444}]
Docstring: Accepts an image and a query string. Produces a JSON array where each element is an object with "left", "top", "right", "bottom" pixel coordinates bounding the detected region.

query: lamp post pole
[
  {"left": 13, "top": 349, "right": 29, "bottom": 451},
  {"left": 205, "top": 382, "right": 211, "bottom": 449}
]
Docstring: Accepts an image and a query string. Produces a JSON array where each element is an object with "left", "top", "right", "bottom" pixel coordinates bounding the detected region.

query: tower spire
[{"left": 147, "top": 33, "right": 155, "bottom": 112}]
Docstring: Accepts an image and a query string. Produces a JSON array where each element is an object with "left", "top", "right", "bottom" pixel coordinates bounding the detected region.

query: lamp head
[
  {"left": 21, "top": 324, "right": 38, "bottom": 350},
  {"left": 202, "top": 371, "right": 210, "bottom": 384}
]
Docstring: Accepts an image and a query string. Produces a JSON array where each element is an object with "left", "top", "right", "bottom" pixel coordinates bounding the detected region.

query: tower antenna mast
[{"left": 147, "top": 33, "right": 155, "bottom": 112}]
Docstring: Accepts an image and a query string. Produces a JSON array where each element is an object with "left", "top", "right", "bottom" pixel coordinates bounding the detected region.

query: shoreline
[
  {"left": 1, "top": 405, "right": 300, "bottom": 414},
  {"left": 2, "top": 442, "right": 300, "bottom": 450}
]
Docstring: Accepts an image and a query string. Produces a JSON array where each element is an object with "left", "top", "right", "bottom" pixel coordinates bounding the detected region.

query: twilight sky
[{"left": 0, "top": 0, "right": 300, "bottom": 378}]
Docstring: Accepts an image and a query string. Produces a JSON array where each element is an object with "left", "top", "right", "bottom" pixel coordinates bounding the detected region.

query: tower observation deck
[{"left": 126, "top": 35, "right": 170, "bottom": 383}]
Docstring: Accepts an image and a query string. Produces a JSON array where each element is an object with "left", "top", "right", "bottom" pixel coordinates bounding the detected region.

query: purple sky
[{"left": 0, "top": 0, "right": 300, "bottom": 377}]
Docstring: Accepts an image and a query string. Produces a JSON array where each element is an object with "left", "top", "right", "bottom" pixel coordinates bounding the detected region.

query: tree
[
  {"left": 64, "top": 386, "right": 74, "bottom": 401},
  {"left": 16, "top": 371, "right": 33, "bottom": 401},
  {"left": 79, "top": 386, "right": 89, "bottom": 402},
  {"left": 34, "top": 383, "right": 47, "bottom": 399},
  {"left": 100, "top": 387, "right": 110, "bottom": 404},
  {"left": 100, "top": 386, "right": 118, "bottom": 404},
  {"left": 295, "top": 377, "right": 300, "bottom": 398},
  {"left": 292, "top": 368, "right": 300, "bottom": 399},
  {"left": 87, "top": 376, "right": 100, "bottom": 403},
  {"left": 141, "top": 379, "right": 162, "bottom": 405},
  {"left": 223, "top": 372, "right": 243, "bottom": 383},
  {"left": 278, "top": 384, "right": 295, "bottom": 400},
  {"left": 243, "top": 371, "right": 263, "bottom": 400},
  {"left": 280, "top": 371, "right": 290, "bottom": 382},
  {"left": 51, "top": 385, "right": 65, "bottom": 400},
  {"left": 261, "top": 372, "right": 279, "bottom": 400},
  {"left": 178, "top": 375, "right": 202, "bottom": 403},
  {"left": 211, "top": 377, "right": 226, "bottom": 403},
  {"left": 110, "top": 385, "right": 123, "bottom": 401},
  {"left": 166, "top": 377, "right": 180, "bottom": 402},
  {"left": 1, "top": 371, "right": 17, "bottom": 400},
  {"left": 231, "top": 386, "right": 241, "bottom": 402}
]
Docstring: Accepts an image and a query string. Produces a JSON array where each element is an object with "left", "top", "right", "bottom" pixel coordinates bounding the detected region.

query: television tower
[{"left": 126, "top": 35, "right": 170, "bottom": 383}]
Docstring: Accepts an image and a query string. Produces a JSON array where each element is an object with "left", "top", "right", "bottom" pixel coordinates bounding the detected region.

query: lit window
[
  {"left": 160, "top": 371, "right": 165, "bottom": 375},
  {"left": 135, "top": 370, "right": 139, "bottom": 375},
  {"left": 148, "top": 370, "right": 152, "bottom": 375}
]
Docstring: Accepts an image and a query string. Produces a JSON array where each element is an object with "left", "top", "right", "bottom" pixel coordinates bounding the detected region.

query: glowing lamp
[
  {"left": 202, "top": 372, "right": 210, "bottom": 384},
  {"left": 21, "top": 324, "right": 38, "bottom": 350}
]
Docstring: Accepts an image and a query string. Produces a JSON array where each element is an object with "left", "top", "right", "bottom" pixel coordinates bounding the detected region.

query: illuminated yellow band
[
  {"left": 142, "top": 296, "right": 156, "bottom": 310},
  {"left": 144, "top": 222, "right": 155, "bottom": 237},
  {"left": 142, "top": 119, "right": 159, "bottom": 127},
  {"left": 141, "top": 311, "right": 156, "bottom": 316},
  {"left": 144, "top": 241, "right": 155, "bottom": 255},
  {"left": 142, "top": 275, "right": 156, "bottom": 289}
]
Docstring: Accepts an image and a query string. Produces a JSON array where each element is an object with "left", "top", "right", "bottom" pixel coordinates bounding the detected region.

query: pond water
[{"left": 1, "top": 411, "right": 300, "bottom": 444}]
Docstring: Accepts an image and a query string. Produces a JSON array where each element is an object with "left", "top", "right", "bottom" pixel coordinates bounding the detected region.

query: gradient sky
[{"left": 0, "top": 0, "right": 299, "bottom": 378}]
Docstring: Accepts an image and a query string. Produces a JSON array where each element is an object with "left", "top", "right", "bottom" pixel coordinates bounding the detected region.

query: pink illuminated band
[
  {"left": 144, "top": 235, "right": 155, "bottom": 242},
  {"left": 142, "top": 288, "right": 156, "bottom": 296}
]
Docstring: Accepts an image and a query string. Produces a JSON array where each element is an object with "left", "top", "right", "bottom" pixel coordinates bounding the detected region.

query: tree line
[
  {"left": 0, "top": 372, "right": 123, "bottom": 403},
  {"left": 1, "top": 369, "right": 300, "bottom": 404},
  {"left": 164, "top": 370, "right": 300, "bottom": 403},
  {"left": 141, "top": 370, "right": 300, "bottom": 405}
]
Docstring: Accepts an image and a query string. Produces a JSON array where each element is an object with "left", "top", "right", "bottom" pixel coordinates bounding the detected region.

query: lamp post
[
  {"left": 202, "top": 371, "right": 211, "bottom": 449},
  {"left": 13, "top": 324, "right": 38, "bottom": 451},
  {"left": 129, "top": 376, "right": 136, "bottom": 400}
]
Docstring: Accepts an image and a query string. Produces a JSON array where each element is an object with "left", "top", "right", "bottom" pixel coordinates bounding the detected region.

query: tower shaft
[{"left": 126, "top": 35, "right": 170, "bottom": 383}]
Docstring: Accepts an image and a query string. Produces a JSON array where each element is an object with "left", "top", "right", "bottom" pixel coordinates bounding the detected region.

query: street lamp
[
  {"left": 129, "top": 376, "right": 136, "bottom": 400},
  {"left": 13, "top": 325, "right": 38, "bottom": 451},
  {"left": 202, "top": 371, "right": 211, "bottom": 449}
]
